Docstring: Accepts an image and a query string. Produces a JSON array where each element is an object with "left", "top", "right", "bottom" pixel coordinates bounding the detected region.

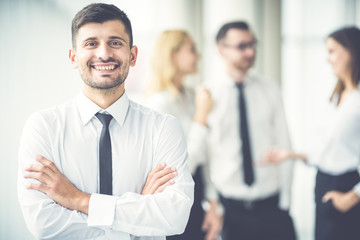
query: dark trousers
[
  {"left": 220, "top": 194, "right": 296, "bottom": 240},
  {"left": 315, "top": 170, "right": 360, "bottom": 240},
  {"left": 167, "top": 166, "right": 206, "bottom": 240}
]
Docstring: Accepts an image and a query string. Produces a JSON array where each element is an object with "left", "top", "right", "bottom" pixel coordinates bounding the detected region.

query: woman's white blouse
[{"left": 308, "top": 89, "right": 360, "bottom": 194}]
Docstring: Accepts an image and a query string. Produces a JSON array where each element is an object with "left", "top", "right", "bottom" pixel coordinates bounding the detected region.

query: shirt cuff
[
  {"left": 205, "top": 184, "right": 218, "bottom": 201},
  {"left": 278, "top": 192, "right": 290, "bottom": 210},
  {"left": 88, "top": 193, "right": 117, "bottom": 227},
  {"left": 353, "top": 182, "right": 360, "bottom": 197}
]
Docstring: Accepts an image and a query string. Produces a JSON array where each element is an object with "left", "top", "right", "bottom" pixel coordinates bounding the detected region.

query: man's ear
[
  {"left": 129, "top": 45, "right": 138, "bottom": 67},
  {"left": 217, "top": 44, "right": 224, "bottom": 57},
  {"left": 69, "top": 48, "right": 78, "bottom": 69}
]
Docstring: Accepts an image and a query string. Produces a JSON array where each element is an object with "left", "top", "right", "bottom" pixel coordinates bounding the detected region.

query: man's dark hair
[
  {"left": 216, "top": 21, "right": 250, "bottom": 43},
  {"left": 71, "top": 3, "right": 133, "bottom": 48}
]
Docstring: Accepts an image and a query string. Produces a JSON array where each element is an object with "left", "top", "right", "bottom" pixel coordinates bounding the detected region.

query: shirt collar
[
  {"left": 224, "top": 71, "right": 254, "bottom": 88},
  {"left": 76, "top": 91, "right": 130, "bottom": 127}
]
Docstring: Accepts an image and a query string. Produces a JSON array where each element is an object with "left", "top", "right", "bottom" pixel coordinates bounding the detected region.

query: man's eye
[
  {"left": 110, "top": 41, "right": 122, "bottom": 47},
  {"left": 86, "top": 42, "right": 97, "bottom": 47}
]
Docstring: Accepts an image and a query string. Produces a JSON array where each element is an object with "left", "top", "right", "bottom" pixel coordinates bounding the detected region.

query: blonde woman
[{"left": 145, "top": 30, "right": 222, "bottom": 240}]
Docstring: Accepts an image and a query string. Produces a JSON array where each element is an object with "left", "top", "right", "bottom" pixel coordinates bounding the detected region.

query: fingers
[
  {"left": 148, "top": 167, "right": 177, "bottom": 193},
  {"left": 203, "top": 220, "right": 221, "bottom": 240},
  {"left": 25, "top": 162, "right": 52, "bottom": 175},
  {"left": 146, "top": 162, "right": 166, "bottom": 181},
  {"left": 322, "top": 191, "right": 336, "bottom": 203},
  {"left": 23, "top": 169, "right": 52, "bottom": 185},
  {"left": 202, "top": 207, "right": 223, "bottom": 240},
  {"left": 25, "top": 182, "right": 49, "bottom": 194},
  {"left": 257, "top": 148, "right": 289, "bottom": 167},
  {"left": 196, "top": 88, "right": 213, "bottom": 105},
  {"left": 256, "top": 153, "right": 277, "bottom": 167},
  {"left": 154, "top": 179, "right": 175, "bottom": 194},
  {"left": 154, "top": 162, "right": 167, "bottom": 171},
  {"left": 205, "top": 227, "right": 219, "bottom": 240},
  {"left": 142, "top": 163, "right": 177, "bottom": 195},
  {"left": 24, "top": 155, "right": 60, "bottom": 187},
  {"left": 197, "top": 88, "right": 211, "bottom": 98},
  {"left": 322, "top": 191, "right": 350, "bottom": 213},
  {"left": 202, "top": 217, "right": 209, "bottom": 231},
  {"left": 35, "top": 155, "right": 60, "bottom": 173},
  {"left": 256, "top": 159, "right": 271, "bottom": 167}
]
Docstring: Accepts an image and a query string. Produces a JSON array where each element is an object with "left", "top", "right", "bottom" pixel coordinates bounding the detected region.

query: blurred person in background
[
  {"left": 145, "top": 30, "right": 223, "bottom": 240},
  {"left": 261, "top": 26, "right": 360, "bottom": 240},
  {"left": 18, "top": 3, "right": 194, "bottom": 239},
  {"left": 205, "top": 21, "right": 296, "bottom": 240}
]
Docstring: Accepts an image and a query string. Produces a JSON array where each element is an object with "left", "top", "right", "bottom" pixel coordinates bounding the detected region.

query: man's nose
[
  {"left": 96, "top": 44, "right": 113, "bottom": 61},
  {"left": 245, "top": 46, "right": 256, "bottom": 57}
]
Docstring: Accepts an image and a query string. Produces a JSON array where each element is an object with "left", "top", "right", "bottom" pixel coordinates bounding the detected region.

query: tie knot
[
  {"left": 236, "top": 82, "right": 244, "bottom": 89},
  {"left": 96, "top": 112, "right": 113, "bottom": 127}
]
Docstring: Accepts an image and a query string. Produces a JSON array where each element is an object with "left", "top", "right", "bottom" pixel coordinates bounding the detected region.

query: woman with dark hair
[{"left": 261, "top": 26, "right": 360, "bottom": 240}]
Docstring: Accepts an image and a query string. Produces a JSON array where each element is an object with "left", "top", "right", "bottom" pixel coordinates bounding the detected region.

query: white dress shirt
[
  {"left": 18, "top": 91, "right": 194, "bottom": 240},
  {"left": 145, "top": 88, "right": 215, "bottom": 200},
  {"left": 206, "top": 73, "right": 294, "bottom": 209},
  {"left": 307, "top": 88, "right": 360, "bottom": 195}
]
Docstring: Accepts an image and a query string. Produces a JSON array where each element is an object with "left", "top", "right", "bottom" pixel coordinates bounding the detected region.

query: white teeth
[{"left": 95, "top": 65, "right": 115, "bottom": 71}]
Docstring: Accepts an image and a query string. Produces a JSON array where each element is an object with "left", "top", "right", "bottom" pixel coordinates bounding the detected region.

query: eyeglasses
[{"left": 222, "top": 40, "right": 257, "bottom": 51}]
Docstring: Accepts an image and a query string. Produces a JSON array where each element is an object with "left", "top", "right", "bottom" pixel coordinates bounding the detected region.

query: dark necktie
[
  {"left": 237, "top": 83, "right": 254, "bottom": 186},
  {"left": 96, "top": 112, "right": 113, "bottom": 195}
]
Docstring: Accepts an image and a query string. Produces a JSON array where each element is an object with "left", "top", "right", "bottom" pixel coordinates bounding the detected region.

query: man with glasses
[{"left": 205, "top": 21, "right": 296, "bottom": 240}]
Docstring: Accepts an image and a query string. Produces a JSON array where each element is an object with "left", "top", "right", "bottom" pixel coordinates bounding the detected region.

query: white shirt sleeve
[
  {"left": 187, "top": 122, "right": 208, "bottom": 174},
  {"left": 18, "top": 112, "right": 106, "bottom": 240},
  {"left": 201, "top": 157, "right": 219, "bottom": 201},
  {"left": 87, "top": 116, "right": 194, "bottom": 236},
  {"left": 188, "top": 122, "right": 219, "bottom": 202},
  {"left": 353, "top": 182, "right": 360, "bottom": 197}
]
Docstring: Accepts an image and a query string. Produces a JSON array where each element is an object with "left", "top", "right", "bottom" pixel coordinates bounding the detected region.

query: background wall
[{"left": 1, "top": 0, "right": 359, "bottom": 239}]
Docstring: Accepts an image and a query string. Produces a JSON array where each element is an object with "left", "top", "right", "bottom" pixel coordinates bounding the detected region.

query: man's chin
[
  {"left": 94, "top": 82, "right": 124, "bottom": 90},
  {"left": 84, "top": 79, "right": 125, "bottom": 90}
]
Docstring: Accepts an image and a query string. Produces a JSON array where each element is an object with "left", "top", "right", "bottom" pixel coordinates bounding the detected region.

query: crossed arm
[
  {"left": 23, "top": 155, "right": 223, "bottom": 240},
  {"left": 18, "top": 113, "right": 194, "bottom": 239},
  {"left": 23, "top": 155, "right": 177, "bottom": 215}
]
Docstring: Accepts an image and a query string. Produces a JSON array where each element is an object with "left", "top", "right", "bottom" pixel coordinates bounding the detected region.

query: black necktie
[
  {"left": 237, "top": 83, "right": 254, "bottom": 186},
  {"left": 96, "top": 112, "right": 113, "bottom": 195}
]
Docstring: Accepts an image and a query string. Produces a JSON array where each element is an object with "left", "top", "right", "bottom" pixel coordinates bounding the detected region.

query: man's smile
[{"left": 91, "top": 63, "right": 119, "bottom": 72}]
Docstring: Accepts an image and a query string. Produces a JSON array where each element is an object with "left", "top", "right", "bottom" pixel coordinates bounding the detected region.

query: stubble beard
[
  {"left": 81, "top": 61, "right": 130, "bottom": 90},
  {"left": 84, "top": 74, "right": 126, "bottom": 90}
]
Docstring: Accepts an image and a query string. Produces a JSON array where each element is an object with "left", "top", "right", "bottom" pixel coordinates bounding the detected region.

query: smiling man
[
  {"left": 17, "top": 3, "right": 194, "bottom": 240},
  {"left": 72, "top": 20, "right": 132, "bottom": 92}
]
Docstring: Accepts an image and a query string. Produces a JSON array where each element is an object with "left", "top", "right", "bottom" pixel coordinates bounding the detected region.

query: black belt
[{"left": 220, "top": 193, "right": 279, "bottom": 211}]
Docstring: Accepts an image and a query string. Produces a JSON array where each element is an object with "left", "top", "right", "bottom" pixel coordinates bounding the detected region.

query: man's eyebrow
[
  {"left": 82, "top": 37, "right": 97, "bottom": 43},
  {"left": 109, "top": 36, "right": 127, "bottom": 43},
  {"left": 81, "top": 36, "right": 128, "bottom": 44}
]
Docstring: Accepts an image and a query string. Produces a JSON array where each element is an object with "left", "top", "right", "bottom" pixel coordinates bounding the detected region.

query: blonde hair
[{"left": 145, "top": 30, "right": 190, "bottom": 97}]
